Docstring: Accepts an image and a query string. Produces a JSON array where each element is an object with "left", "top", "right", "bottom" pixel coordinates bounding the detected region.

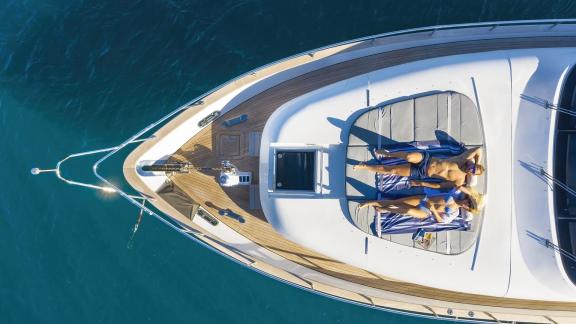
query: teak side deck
[{"left": 163, "top": 36, "right": 576, "bottom": 312}]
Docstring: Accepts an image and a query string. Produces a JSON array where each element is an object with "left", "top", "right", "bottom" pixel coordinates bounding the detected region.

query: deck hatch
[{"left": 275, "top": 151, "right": 316, "bottom": 191}]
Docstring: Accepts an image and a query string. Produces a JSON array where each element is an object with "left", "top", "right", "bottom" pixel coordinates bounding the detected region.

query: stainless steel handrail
[
  {"left": 527, "top": 230, "right": 576, "bottom": 263},
  {"left": 521, "top": 93, "right": 576, "bottom": 118},
  {"left": 31, "top": 140, "right": 149, "bottom": 199}
]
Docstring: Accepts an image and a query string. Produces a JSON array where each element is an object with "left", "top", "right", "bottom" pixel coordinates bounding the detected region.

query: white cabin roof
[{"left": 260, "top": 48, "right": 576, "bottom": 300}]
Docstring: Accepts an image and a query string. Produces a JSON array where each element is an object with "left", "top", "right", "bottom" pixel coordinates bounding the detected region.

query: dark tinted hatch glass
[{"left": 275, "top": 151, "right": 315, "bottom": 191}]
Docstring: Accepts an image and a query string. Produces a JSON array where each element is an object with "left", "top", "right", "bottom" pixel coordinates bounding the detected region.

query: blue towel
[
  {"left": 372, "top": 141, "right": 470, "bottom": 236},
  {"left": 376, "top": 211, "right": 470, "bottom": 235},
  {"left": 377, "top": 174, "right": 411, "bottom": 192}
]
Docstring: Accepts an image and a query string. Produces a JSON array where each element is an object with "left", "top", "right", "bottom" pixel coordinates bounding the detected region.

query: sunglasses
[{"left": 466, "top": 160, "right": 476, "bottom": 174}]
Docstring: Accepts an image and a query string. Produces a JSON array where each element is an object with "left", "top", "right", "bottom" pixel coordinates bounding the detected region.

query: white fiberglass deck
[{"left": 261, "top": 48, "right": 576, "bottom": 300}]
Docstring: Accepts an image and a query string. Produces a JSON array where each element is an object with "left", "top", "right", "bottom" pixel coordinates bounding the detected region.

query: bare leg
[
  {"left": 359, "top": 196, "right": 424, "bottom": 209},
  {"left": 374, "top": 150, "right": 424, "bottom": 163},
  {"left": 363, "top": 196, "right": 429, "bottom": 219},
  {"left": 353, "top": 163, "right": 411, "bottom": 176},
  {"left": 376, "top": 205, "right": 429, "bottom": 219}
]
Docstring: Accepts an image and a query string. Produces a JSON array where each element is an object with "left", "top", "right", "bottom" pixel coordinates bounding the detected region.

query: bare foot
[
  {"left": 358, "top": 201, "right": 373, "bottom": 209},
  {"left": 373, "top": 148, "right": 390, "bottom": 159},
  {"left": 353, "top": 162, "right": 366, "bottom": 170}
]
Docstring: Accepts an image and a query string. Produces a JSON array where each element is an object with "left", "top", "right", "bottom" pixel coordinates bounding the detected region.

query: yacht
[{"left": 34, "top": 20, "right": 576, "bottom": 322}]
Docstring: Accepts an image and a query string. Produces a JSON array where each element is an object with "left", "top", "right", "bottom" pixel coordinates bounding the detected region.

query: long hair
[{"left": 465, "top": 188, "right": 484, "bottom": 215}]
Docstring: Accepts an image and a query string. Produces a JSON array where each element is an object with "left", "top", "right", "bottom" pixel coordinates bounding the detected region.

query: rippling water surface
[{"left": 2, "top": 1, "right": 576, "bottom": 323}]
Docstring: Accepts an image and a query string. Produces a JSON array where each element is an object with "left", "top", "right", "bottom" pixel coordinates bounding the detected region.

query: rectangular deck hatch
[{"left": 275, "top": 151, "right": 315, "bottom": 191}]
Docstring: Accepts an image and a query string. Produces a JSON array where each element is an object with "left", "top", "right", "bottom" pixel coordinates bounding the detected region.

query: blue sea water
[{"left": 2, "top": 1, "right": 576, "bottom": 323}]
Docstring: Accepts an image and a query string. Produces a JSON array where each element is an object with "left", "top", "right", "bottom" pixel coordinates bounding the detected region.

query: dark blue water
[{"left": 2, "top": 1, "right": 576, "bottom": 323}]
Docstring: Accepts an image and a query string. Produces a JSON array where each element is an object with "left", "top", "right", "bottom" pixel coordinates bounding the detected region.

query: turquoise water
[{"left": 2, "top": 1, "right": 576, "bottom": 323}]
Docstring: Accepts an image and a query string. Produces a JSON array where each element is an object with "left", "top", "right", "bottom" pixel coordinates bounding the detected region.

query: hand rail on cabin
[
  {"left": 539, "top": 167, "right": 576, "bottom": 200},
  {"left": 520, "top": 94, "right": 576, "bottom": 118},
  {"left": 523, "top": 166, "right": 576, "bottom": 263},
  {"left": 527, "top": 230, "right": 576, "bottom": 263}
]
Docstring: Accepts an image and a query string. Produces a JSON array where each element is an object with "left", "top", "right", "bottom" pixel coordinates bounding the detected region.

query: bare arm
[
  {"left": 409, "top": 179, "right": 439, "bottom": 188},
  {"left": 438, "top": 180, "right": 459, "bottom": 189},
  {"left": 458, "top": 185, "right": 472, "bottom": 195},
  {"left": 410, "top": 180, "right": 456, "bottom": 189},
  {"left": 462, "top": 147, "right": 482, "bottom": 164},
  {"left": 428, "top": 204, "right": 444, "bottom": 223}
]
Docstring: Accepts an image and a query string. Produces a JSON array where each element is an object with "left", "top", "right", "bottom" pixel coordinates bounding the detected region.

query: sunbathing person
[
  {"left": 353, "top": 147, "right": 484, "bottom": 187},
  {"left": 359, "top": 186, "right": 483, "bottom": 223}
]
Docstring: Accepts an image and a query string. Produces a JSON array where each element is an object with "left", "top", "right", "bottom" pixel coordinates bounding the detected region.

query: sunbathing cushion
[
  {"left": 345, "top": 91, "right": 484, "bottom": 199},
  {"left": 345, "top": 91, "right": 486, "bottom": 254},
  {"left": 345, "top": 146, "right": 378, "bottom": 199}
]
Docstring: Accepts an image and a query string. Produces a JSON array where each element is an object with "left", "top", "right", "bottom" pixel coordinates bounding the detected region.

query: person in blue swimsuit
[
  {"left": 359, "top": 186, "right": 483, "bottom": 223},
  {"left": 353, "top": 147, "right": 484, "bottom": 188}
]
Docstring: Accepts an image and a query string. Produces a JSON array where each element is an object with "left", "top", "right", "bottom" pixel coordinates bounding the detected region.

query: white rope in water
[{"left": 127, "top": 200, "right": 146, "bottom": 249}]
